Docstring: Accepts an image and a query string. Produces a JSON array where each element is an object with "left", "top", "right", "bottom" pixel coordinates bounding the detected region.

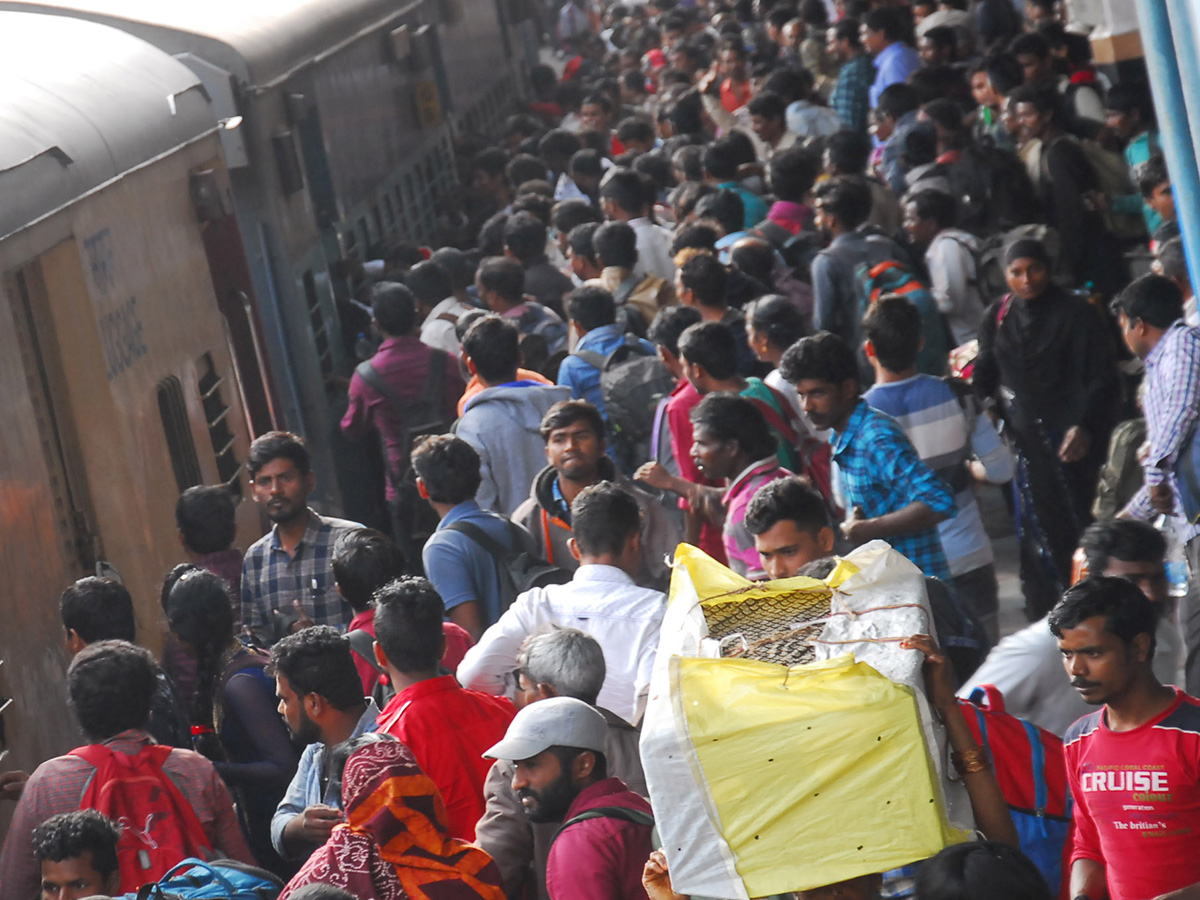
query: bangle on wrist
[{"left": 951, "top": 746, "right": 990, "bottom": 776}]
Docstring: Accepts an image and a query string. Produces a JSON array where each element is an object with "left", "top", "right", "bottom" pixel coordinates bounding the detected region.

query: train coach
[
  {"left": 0, "top": 0, "right": 535, "bottom": 518},
  {"left": 0, "top": 12, "right": 268, "bottom": 774}
]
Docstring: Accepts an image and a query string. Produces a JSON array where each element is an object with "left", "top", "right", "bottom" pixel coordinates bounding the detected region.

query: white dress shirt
[
  {"left": 420, "top": 296, "right": 478, "bottom": 355},
  {"left": 629, "top": 216, "right": 677, "bottom": 282}
]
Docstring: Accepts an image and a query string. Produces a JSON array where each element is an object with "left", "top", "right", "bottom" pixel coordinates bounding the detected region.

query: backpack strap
[
  {"left": 347, "top": 629, "right": 384, "bottom": 675},
  {"left": 446, "top": 519, "right": 513, "bottom": 561},
  {"left": 571, "top": 348, "right": 609, "bottom": 370},
  {"left": 355, "top": 351, "right": 449, "bottom": 486},
  {"left": 613, "top": 273, "right": 642, "bottom": 306},
  {"left": 355, "top": 360, "right": 406, "bottom": 414},
  {"left": 550, "top": 805, "right": 655, "bottom": 847},
  {"left": 1021, "top": 719, "right": 1049, "bottom": 816}
]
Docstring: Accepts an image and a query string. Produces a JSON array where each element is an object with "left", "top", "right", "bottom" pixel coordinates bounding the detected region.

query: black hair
[
  {"left": 863, "top": 7, "right": 906, "bottom": 42},
  {"left": 1009, "top": 31, "right": 1050, "bottom": 61},
  {"left": 718, "top": 35, "right": 747, "bottom": 60},
  {"left": 730, "top": 240, "right": 778, "bottom": 288},
  {"left": 1137, "top": 153, "right": 1170, "bottom": 197},
  {"left": 913, "top": 841, "right": 1051, "bottom": 900},
  {"left": 373, "top": 577, "right": 445, "bottom": 672},
  {"left": 167, "top": 569, "right": 235, "bottom": 731},
  {"left": 906, "top": 188, "right": 957, "bottom": 230},
  {"left": 161, "top": 563, "right": 199, "bottom": 615},
  {"left": 592, "top": 221, "right": 639, "bottom": 270},
  {"left": 833, "top": 17, "right": 861, "bottom": 46},
  {"left": 747, "top": 91, "right": 787, "bottom": 121},
  {"left": 477, "top": 255, "right": 526, "bottom": 306},
  {"left": 507, "top": 154, "right": 548, "bottom": 190},
  {"left": 540, "top": 400, "right": 606, "bottom": 443},
  {"left": 1159, "top": 237, "right": 1187, "bottom": 281},
  {"left": 454, "top": 310, "right": 490, "bottom": 344},
  {"left": 902, "top": 123, "right": 939, "bottom": 169},
  {"left": 1113, "top": 274, "right": 1185, "bottom": 330},
  {"left": 633, "top": 153, "right": 674, "bottom": 194},
  {"left": 703, "top": 136, "right": 742, "bottom": 181},
  {"left": 582, "top": 92, "right": 613, "bottom": 113},
  {"left": 767, "top": 5, "right": 796, "bottom": 29},
  {"left": 922, "top": 97, "right": 964, "bottom": 133},
  {"left": 331, "top": 528, "right": 406, "bottom": 613},
  {"left": 744, "top": 475, "right": 829, "bottom": 536},
  {"left": 68, "top": 640, "right": 157, "bottom": 741},
  {"left": 566, "top": 285, "right": 618, "bottom": 331},
  {"left": 621, "top": 69, "right": 648, "bottom": 96},
  {"left": 429, "top": 248, "right": 474, "bottom": 291},
  {"left": 60, "top": 577, "right": 136, "bottom": 644},
  {"left": 825, "top": 130, "right": 872, "bottom": 175},
  {"left": 671, "top": 221, "right": 719, "bottom": 256},
  {"left": 540, "top": 129, "right": 583, "bottom": 166},
  {"left": 570, "top": 482, "right": 642, "bottom": 556},
  {"left": 746, "top": 294, "right": 805, "bottom": 351},
  {"left": 1007, "top": 83, "right": 1062, "bottom": 124},
  {"left": 568, "top": 222, "right": 601, "bottom": 266},
  {"left": 32, "top": 810, "right": 121, "bottom": 879},
  {"left": 504, "top": 113, "right": 543, "bottom": 140},
  {"left": 863, "top": 294, "right": 922, "bottom": 372},
  {"left": 410, "top": 434, "right": 482, "bottom": 505},
  {"left": 248, "top": 431, "right": 310, "bottom": 478},
  {"left": 570, "top": 149, "right": 605, "bottom": 180},
  {"left": 405, "top": 260, "right": 454, "bottom": 306},
  {"left": 553, "top": 199, "right": 603, "bottom": 237},
  {"left": 813, "top": 176, "right": 873, "bottom": 231},
  {"left": 678, "top": 320, "right": 738, "bottom": 379},
  {"left": 666, "top": 91, "right": 706, "bottom": 136},
  {"left": 763, "top": 68, "right": 806, "bottom": 105},
  {"left": 462, "top": 314, "right": 521, "bottom": 384},
  {"left": 799, "top": 0, "right": 827, "bottom": 26},
  {"left": 472, "top": 147, "right": 509, "bottom": 178},
  {"left": 768, "top": 146, "right": 820, "bottom": 203},
  {"left": 1105, "top": 82, "right": 1155, "bottom": 128},
  {"left": 371, "top": 281, "right": 418, "bottom": 336},
  {"left": 1080, "top": 518, "right": 1167, "bottom": 577},
  {"left": 984, "top": 53, "right": 1024, "bottom": 96},
  {"left": 923, "top": 25, "right": 957, "bottom": 53},
  {"left": 478, "top": 211, "right": 510, "bottom": 257},
  {"left": 690, "top": 392, "right": 777, "bottom": 460},
  {"left": 679, "top": 254, "right": 729, "bottom": 309},
  {"left": 1047, "top": 576, "right": 1159, "bottom": 659},
  {"left": 270, "top": 625, "right": 365, "bottom": 711},
  {"left": 877, "top": 82, "right": 920, "bottom": 120},
  {"left": 648, "top": 305, "right": 704, "bottom": 356},
  {"left": 175, "top": 485, "right": 237, "bottom": 554},
  {"left": 617, "top": 117, "right": 657, "bottom": 146},
  {"left": 695, "top": 189, "right": 745, "bottom": 237},
  {"left": 503, "top": 212, "right": 549, "bottom": 264},
  {"left": 600, "top": 169, "right": 653, "bottom": 214},
  {"left": 779, "top": 331, "right": 860, "bottom": 387},
  {"left": 512, "top": 190, "right": 554, "bottom": 224}
]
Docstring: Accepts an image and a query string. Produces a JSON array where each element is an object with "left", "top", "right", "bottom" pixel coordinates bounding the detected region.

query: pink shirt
[{"left": 723, "top": 458, "right": 793, "bottom": 579}]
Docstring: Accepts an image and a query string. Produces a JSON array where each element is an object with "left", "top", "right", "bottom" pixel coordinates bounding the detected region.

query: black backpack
[
  {"left": 445, "top": 519, "right": 572, "bottom": 614},
  {"left": 572, "top": 335, "right": 677, "bottom": 473},
  {"left": 748, "top": 220, "right": 823, "bottom": 283},
  {"left": 346, "top": 628, "right": 395, "bottom": 708},
  {"left": 549, "top": 805, "right": 656, "bottom": 848}
]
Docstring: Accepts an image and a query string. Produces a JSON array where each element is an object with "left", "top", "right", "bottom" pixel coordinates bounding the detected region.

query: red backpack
[
  {"left": 71, "top": 743, "right": 213, "bottom": 892},
  {"left": 958, "top": 685, "right": 1073, "bottom": 898}
]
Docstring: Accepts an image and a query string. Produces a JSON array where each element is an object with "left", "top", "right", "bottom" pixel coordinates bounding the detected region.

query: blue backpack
[
  {"left": 856, "top": 259, "right": 950, "bottom": 376},
  {"left": 125, "top": 858, "right": 282, "bottom": 899}
]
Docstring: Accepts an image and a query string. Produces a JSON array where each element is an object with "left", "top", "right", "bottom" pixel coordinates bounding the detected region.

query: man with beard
[
  {"left": 241, "top": 432, "right": 362, "bottom": 638},
  {"left": 269, "top": 627, "right": 380, "bottom": 862},
  {"left": 484, "top": 696, "right": 654, "bottom": 900}
]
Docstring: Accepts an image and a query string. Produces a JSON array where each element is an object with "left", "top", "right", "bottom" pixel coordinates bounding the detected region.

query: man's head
[
  {"left": 475, "top": 256, "right": 526, "bottom": 313},
  {"left": 748, "top": 91, "right": 788, "bottom": 147},
  {"left": 67, "top": 640, "right": 156, "bottom": 742},
  {"left": 33, "top": 810, "right": 121, "bottom": 900},
  {"left": 504, "top": 212, "right": 549, "bottom": 265},
  {"left": 828, "top": 17, "right": 862, "bottom": 62},
  {"left": 694, "top": 190, "right": 745, "bottom": 239},
  {"left": 769, "top": 146, "right": 820, "bottom": 204},
  {"left": 648, "top": 304, "right": 703, "bottom": 378},
  {"left": 677, "top": 254, "right": 729, "bottom": 312},
  {"left": 1009, "top": 32, "right": 1053, "bottom": 85},
  {"left": 411, "top": 434, "right": 483, "bottom": 508},
  {"left": 248, "top": 431, "right": 314, "bottom": 526},
  {"left": 175, "top": 485, "right": 237, "bottom": 556},
  {"left": 717, "top": 36, "right": 747, "bottom": 81},
  {"left": 872, "top": 83, "right": 920, "bottom": 141},
  {"left": 744, "top": 476, "right": 835, "bottom": 579},
  {"left": 569, "top": 481, "right": 642, "bottom": 572},
  {"left": 567, "top": 222, "right": 603, "bottom": 280},
  {"left": 539, "top": 400, "right": 607, "bottom": 484},
  {"left": 570, "top": 149, "right": 605, "bottom": 195},
  {"left": 617, "top": 117, "right": 656, "bottom": 154},
  {"left": 1157, "top": 237, "right": 1190, "bottom": 299},
  {"left": 472, "top": 147, "right": 510, "bottom": 201},
  {"left": 1048, "top": 576, "right": 1160, "bottom": 706},
  {"left": 861, "top": 7, "right": 905, "bottom": 55},
  {"left": 406, "top": 260, "right": 455, "bottom": 317},
  {"left": 1003, "top": 238, "right": 1051, "bottom": 301},
  {"left": 592, "top": 220, "right": 639, "bottom": 271},
  {"left": 271, "top": 626, "right": 365, "bottom": 745},
  {"left": 824, "top": 130, "right": 871, "bottom": 177},
  {"left": 372, "top": 576, "right": 446, "bottom": 676},
  {"left": 580, "top": 93, "right": 614, "bottom": 134},
  {"left": 813, "top": 177, "right": 873, "bottom": 239},
  {"left": 462, "top": 314, "right": 521, "bottom": 386},
  {"left": 779, "top": 332, "right": 861, "bottom": 432},
  {"left": 565, "top": 285, "right": 617, "bottom": 338},
  {"left": 59, "top": 577, "right": 135, "bottom": 657},
  {"left": 370, "top": 281, "right": 419, "bottom": 338},
  {"left": 678, "top": 320, "right": 739, "bottom": 390},
  {"left": 541, "top": 130, "right": 584, "bottom": 177},
  {"left": 483, "top": 696, "right": 609, "bottom": 823},
  {"left": 702, "top": 136, "right": 743, "bottom": 184},
  {"left": 1007, "top": 83, "right": 1060, "bottom": 142},
  {"left": 902, "top": 189, "right": 956, "bottom": 250},
  {"left": 918, "top": 25, "right": 956, "bottom": 67},
  {"left": 513, "top": 627, "right": 607, "bottom": 709},
  {"left": 1079, "top": 519, "right": 1168, "bottom": 607},
  {"left": 689, "top": 392, "right": 777, "bottom": 481},
  {"left": 863, "top": 294, "right": 922, "bottom": 376},
  {"left": 1138, "top": 154, "right": 1175, "bottom": 225},
  {"left": 331, "top": 528, "right": 405, "bottom": 614},
  {"left": 1113, "top": 274, "right": 1185, "bottom": 360},
  {"left": 1104, "top": 82, "right": 1153, "bottom": 144}
]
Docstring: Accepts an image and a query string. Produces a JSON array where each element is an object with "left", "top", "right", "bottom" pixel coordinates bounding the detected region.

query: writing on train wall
[{"left": 84, "top": 228, "right": 148, "bottom": 380}]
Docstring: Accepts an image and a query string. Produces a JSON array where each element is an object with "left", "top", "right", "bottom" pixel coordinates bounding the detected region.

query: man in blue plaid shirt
[
  {"left": 241, "top": 432, "right": 362, "bottom": 642},
  {"left": 780, "top": 332, "right": 956, "bottom": 580},
  {"left": 827, "top": 18, "right": 874, "bottom": 135}
]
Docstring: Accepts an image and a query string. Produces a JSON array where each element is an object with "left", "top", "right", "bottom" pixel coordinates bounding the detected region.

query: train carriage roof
[
  {"left": 0, "top": 0, "right": 415, "bottom": 91},
  {"left": 0, "top": 11, "right": 216, "bottom": 241}
]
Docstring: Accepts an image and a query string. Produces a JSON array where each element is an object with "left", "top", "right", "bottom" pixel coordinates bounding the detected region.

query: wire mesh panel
[{"left": 702, "top": 585, "right": 833, "bottom": 666}]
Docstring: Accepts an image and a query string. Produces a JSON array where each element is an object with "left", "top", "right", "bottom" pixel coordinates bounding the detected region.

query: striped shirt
[{"left": 1123, "top": 320, "right": 1200, "bottom": 542}]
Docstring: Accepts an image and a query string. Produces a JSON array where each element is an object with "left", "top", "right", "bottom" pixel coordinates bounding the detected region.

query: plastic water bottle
[
  {"left": 355, "top": 331, "right": 373, "bottom": 361},
  {"left": 1157, "top": 515, "right": 1190, "bottom": 599}
]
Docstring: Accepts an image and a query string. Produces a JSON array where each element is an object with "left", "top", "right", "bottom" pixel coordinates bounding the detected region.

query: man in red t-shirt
[
  {"left": 1051, "top": 576, "right": 1200, "bottom": 900},
  {"left": 372, "top": 576, "right": 514, "bottom": 841}
]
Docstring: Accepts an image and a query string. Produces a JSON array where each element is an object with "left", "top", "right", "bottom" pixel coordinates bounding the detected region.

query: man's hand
[
  {"left": 1059, "top": 425, "right": 1091, "bottom": 463},
  {"left": 841, "top": 506, "right": 874, "bottom": 545},
  {"left": 635, "top": 461, "right": 674, "bottom": 492},
  {"left": 1150, "top": 481, "right": 1175, "bottom": 515},
  {"left": 282, "top": 805, "right": 342, "bottom": 849},
  {"left": 0, "top": 770, "right": 29, "bottom": 801},
  {"left": 643, "top": 850, "right": 689, "bottom": 900},
  {"left": 291, "top": 599, "right": 316, "bottom": 633},
  {"left": 900, "top": 634, "right": 957, "bottom": 714}
]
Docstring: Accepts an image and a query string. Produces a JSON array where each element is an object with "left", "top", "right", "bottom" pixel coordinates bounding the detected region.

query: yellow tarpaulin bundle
[{"left": 641, "top": 541, "right": 967, "bottom": 899}]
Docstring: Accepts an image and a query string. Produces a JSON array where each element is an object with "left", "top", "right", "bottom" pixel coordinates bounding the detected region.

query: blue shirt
[
  {"left": 831, "top": 400, "right": 956, "bottom": 580},
  {"left": 557, "top": 324, "right": 654, "bottom": 420},
  {"left": 869, "top": 41, "right": 921, "bottom": 109},
  {"left": 718, "top": 181, "right": 770, "bottom": 230},
  {"left": 422, "top": 500, "right": 532, "bottom": 627},
  {"left": 269, "top": 700, "right": 380, "bottom": 856}
]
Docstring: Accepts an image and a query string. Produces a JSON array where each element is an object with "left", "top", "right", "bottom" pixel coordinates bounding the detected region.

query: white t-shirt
[{"left": 420, "top": 296, "right": 477, "bottom": 355}]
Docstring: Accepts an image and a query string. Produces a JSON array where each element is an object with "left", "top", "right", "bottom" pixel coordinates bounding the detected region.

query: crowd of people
[{"left": 6, "top": 0, "right": 1200, "bottom": 898}]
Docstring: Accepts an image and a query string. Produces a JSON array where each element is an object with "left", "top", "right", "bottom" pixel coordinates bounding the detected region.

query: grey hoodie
[{"left": 455, "top": 382, "right": 572, "bottom": 515}]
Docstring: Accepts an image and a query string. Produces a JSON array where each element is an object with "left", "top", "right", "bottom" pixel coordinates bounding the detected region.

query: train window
[
  {"left": 382, "top": 195, "right": 396, "bottom": 230},
  {"left": 303, "top": 270, "right": 334, "bottom": 381},
  {"left": 156, "top": 376, "right": 204, "bottom": 492},
  {"left": 196, "top": 353, "right": 244, "bottom": 496}
]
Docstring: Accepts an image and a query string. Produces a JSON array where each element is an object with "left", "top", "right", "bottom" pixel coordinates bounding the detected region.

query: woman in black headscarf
[{"left": 974, "top": 239, "right": 1119, "bottom": 619}]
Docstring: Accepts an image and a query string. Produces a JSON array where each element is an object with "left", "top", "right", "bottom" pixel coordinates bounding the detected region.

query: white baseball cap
[{"left": 483, "top": 696, "right": 608, "bottom": 761}]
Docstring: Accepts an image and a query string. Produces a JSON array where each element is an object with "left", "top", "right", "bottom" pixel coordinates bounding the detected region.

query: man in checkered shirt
[{"left": 241, "top": 432, "right": 362, "bottom": 642}]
